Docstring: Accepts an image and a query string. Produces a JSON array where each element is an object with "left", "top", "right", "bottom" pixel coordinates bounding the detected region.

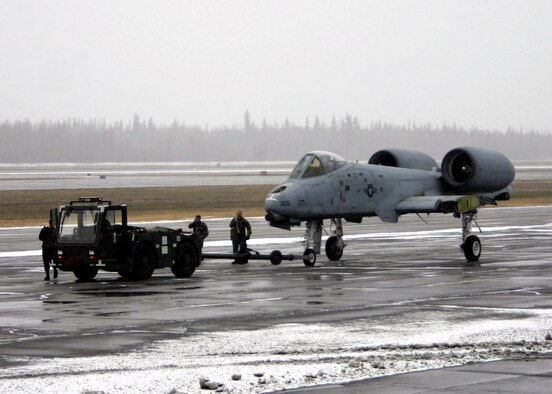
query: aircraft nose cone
[{"left": 265, "top": 194, "right": 280, "bottom": 213}]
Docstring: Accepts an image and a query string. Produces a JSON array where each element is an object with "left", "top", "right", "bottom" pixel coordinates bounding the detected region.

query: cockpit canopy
[{"left": 289, "top": 151, "right": 347, "bottom": 179}]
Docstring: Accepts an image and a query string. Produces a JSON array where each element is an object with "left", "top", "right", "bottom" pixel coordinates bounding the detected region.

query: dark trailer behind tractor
[{"left": 51, "top": 198, "right": 201, "bottom": 281}]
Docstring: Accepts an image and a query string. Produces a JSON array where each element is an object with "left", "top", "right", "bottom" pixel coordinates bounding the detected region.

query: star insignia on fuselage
[{"left": 364, "top": 184, "right": 377, "bottom": 198}]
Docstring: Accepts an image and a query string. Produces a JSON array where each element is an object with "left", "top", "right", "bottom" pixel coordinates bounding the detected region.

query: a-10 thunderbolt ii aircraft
[{"left": 265, "top": 147, "right": 514, "bottom": 265}]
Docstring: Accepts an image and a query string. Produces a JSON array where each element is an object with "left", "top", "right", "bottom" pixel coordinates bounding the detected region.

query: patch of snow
[{"left": 1, "top": 308, "right": 552, "bottom": 393}]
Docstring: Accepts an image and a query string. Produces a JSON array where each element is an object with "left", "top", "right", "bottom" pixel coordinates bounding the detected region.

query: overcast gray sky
[{"left": 1, "top": 1, "right": 551, "bottom": 130}]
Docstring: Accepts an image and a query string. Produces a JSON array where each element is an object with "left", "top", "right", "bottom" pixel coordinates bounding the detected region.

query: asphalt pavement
[
  {"left": 279, "top": 359, "right": 552, "bottom": 393},
  {"left": 0, "top": 206, "right": 551, "bottom": 393}
]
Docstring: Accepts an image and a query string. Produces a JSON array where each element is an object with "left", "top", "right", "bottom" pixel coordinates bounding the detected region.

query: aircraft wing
[{"left": 396, "top": 195, "right": 486, "bottom": 215}]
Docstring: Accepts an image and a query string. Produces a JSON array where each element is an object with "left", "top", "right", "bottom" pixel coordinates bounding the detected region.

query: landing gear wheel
[
  {"left": 73, "top": 266, "right": 98, "bottom": 281},
  {"left": 303, "top": 248, "right": 316, "bottom": 267},
  {"left": 270, "top": 250, "right": 283, "bottom": 265},
  {"left": 325, "top": 235, "right": 344, "bottom": 261},
  {"left": 171, "top": 241, "right": 199, "bottom": 278},
  {"left": 463, "top": 235, "right": 482, "bottom": 262},
  {"left": 131, "top": 243, "right": 156, "bottom": 280}
]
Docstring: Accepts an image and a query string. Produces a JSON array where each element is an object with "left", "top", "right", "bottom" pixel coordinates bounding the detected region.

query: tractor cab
[
  {"left": 54, "top": 197, "right": 129, "bottom": 280},
  {"left": 51, "top": 197, "right": 200, "bottom": 281},
  {"left": 57, "top": 197, "right": 127, "bottom": 245}
]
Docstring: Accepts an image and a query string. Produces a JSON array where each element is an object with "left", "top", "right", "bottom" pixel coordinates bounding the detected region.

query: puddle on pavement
[
  {"left": 232, "top": 282, "right": 251, "bottom": 287},
  {"left": 95, "top": 311, "right": 128, "bottom": 317},
  {"left": 305, "top": 274, "right": 345, "bottom": 282}
]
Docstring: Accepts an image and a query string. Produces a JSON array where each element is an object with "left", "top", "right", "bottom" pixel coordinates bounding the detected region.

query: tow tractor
[
  {"left": 50, "top": 197, "right": 315, "bottom": 281},
  {"left": 51, "top": 197, "right": 201, "bottom": 281}
]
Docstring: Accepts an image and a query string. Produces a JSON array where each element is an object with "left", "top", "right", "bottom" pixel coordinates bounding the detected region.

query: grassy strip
[
  {"left": 0, "top": 179, "right": 550, "bottom": 227},
  {"left": 0, "top": 185, "right": 274, "bottom": 227},
  {"left": 497, "top": 180, "right": 552, "bottom": 208}
]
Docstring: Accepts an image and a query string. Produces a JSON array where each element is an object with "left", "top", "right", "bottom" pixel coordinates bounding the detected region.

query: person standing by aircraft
[
  {"left": 229, "top": 210, "right": 252, "bottom": 264},
  {"left": 39, "top": 221, "right": 57, "bottom": 280},
  {"left": 188, "top": 214, "right": 209, "bottom": 248}
]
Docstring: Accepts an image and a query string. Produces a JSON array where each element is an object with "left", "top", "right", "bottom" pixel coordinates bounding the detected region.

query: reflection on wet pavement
[{"left": 0, "top": 206, "right": 551, "bottom": 392}]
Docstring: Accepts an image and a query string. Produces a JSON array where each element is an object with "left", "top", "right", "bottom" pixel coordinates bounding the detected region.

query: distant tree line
[{"left": 0, "top": 112, "right": 550, "bottom": 163}]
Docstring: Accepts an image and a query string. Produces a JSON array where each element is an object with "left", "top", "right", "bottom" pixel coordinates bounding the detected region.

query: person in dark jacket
[
  {"left": 39, "top": 221, "right": 57, "bottom": 280},
  {"left": 188, "top": 215, "right": 209, "bottom": 248},
  {"left": 229, "top": 210, "right": 251, "bottom": 264}
]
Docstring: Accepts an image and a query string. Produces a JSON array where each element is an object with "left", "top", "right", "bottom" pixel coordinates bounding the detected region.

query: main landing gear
[
  {"left": 459, "top": 210, "right": 482, "bottom": 263},
  {"left": 326, "top": 218, "right": 346, "bottom": 261},
  {"left": 303, "top": 218, "right": 346, "bottom": 266},
  {"left": 302, "top": 213, "right": 482, "bottom": 265}
]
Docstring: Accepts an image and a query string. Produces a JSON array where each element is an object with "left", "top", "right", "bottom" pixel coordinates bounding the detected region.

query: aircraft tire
[
  {"left": 270, "top": 250, "right": 283, "bottom": 265},
  {"left": 325, "top": 235, "right": 344, "bottom": 261},
  {"left": 463, "top": 235, "right": 482, "bottom": 262},
  {"left": 73, "top": 266, "right": 99, "bottom": 281},
  {"left": 172, "top": 240, "right": 198, "bottom": 278},
  {"left": 303, "top": 248, "right": 316, "bottom": 267}
]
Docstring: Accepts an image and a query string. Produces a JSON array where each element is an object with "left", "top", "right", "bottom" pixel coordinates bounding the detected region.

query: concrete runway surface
[
  {"left": 0, "top": 161, "right": 549, "bottom": 190},
  {"left": 0, "top": 206, "right": 551, "bottom": 393}
]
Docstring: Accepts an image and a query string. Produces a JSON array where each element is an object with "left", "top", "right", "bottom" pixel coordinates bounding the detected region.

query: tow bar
[{"left": 202, "top": 249, "right": 305, "bottom": 265}]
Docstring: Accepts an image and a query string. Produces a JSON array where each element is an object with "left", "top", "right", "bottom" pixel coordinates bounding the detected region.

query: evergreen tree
[
  {"left": 331, "top": 116, "right": 337, "bottom": 131},
  {"left": 244, "top": 110, "right": 251, "bottom": 132},
  {"left": 313, "top": 115, "right": 321, "bottom": 130}
]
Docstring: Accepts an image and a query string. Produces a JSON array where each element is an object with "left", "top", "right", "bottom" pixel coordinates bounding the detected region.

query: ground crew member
[
  {"left": 39, "top": 221, "right": 57, "bottom": 280},
  {"left": 188, "top": 214, "right": 209, "bottom": 248},
  {"left": 229, "top": 210, "right": 252, "bottom": 264}
]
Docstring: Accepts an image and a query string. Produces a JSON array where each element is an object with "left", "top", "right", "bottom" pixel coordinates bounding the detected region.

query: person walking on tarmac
[
  {"left": 188, "top": 214, "right": 209, "bottom": 248},
  {"left": 39, "top": 221, "right": 57, "bottom": 280},
  {"left": 229, "top": 210, "right": 252, "bottom": 264}
]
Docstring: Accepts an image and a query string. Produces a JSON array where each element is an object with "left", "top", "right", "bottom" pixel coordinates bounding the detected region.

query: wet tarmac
[
  {"left": 282, "top": 359, "right": 552, "bottom": 393},
  {"left": 0, "top": 206, "right": 551, "bottom": 392}
]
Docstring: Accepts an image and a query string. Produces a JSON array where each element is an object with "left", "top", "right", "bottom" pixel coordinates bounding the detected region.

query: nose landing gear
[
  {"left": 303, "top": 248, "right": 317, "bottom": 266},
  {"left": 302, "top": 218, "right": 347, "bottom": 265}
]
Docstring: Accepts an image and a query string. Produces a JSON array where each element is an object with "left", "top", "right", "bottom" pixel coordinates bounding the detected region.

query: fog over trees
[{"left": 1, "top": 112, "right": 550, "bottom": 163}]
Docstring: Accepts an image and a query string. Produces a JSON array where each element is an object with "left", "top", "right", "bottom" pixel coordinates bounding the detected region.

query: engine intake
[
  {"left": 369, "top": 149, "right": 438, "bottom": 171},
  {"left": 441, "top": 147, "right": 515, "bottom": 193}
]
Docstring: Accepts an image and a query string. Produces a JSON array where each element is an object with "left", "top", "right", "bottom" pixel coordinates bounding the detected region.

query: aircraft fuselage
[{"left": 266, "top": 161, "right": 441, "bottom": 224}]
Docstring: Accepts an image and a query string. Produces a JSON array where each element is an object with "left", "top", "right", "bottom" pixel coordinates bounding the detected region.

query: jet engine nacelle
[
  {"left": 368, "top": 149, "right": 438, "bottom": 171},
  {"left": 441, "top": 147, "right": 515, "bottom": 193}
]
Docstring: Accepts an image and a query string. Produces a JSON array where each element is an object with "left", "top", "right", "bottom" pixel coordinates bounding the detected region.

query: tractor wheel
[
  {"left": 73, "top": 266, "right": 98, "bottom": 281},
  {"left": 130, "top": 243, "right": 156, "bottom": 280},
  {"left": 117, "top": 270, "right": 133, "bottom": 280},
  {"left": 171, "top": 241, "right": 199, "bottom": 278}
]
